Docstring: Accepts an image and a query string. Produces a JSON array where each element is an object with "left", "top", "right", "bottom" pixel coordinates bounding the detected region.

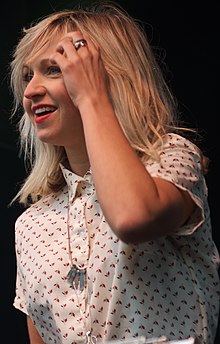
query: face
[{"left": 22, "top": 36, "right": 84, "bottom": 150}]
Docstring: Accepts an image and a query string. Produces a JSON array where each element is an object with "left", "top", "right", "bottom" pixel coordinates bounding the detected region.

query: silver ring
[{"left": 74, "top": 39, "right": 87, "bottom": 50}]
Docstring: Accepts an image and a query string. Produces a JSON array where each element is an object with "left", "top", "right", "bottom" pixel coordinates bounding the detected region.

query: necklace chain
[
  {"left": 66, "top": 193, "right": 96, "bottom": 343},
  {"left": 66, "top": 195, "right": 87, "bottom": 290}
]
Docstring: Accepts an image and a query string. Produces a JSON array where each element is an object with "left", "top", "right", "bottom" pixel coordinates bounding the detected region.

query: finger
[
  {"left": 74, "top": 39, "right": 88, "bottom": 51},
  {"left": 55, "top": 37, "right": 88, "bottom": 60},
  {"left": 49, "top": 51, "right": 66, "bottom": 69},
  {"left": 83, "top": 34, "right": 99, "bottom": 54},
  {"left": 56, "top": 36, "right": 78, "bottom": 56}
]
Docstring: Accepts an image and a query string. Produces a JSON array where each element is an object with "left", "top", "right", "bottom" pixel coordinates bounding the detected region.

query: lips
[
  {"left": 32, "top": 104, "right": 57, "bottom": 123},
  {"left": 32, "top": 105, "right": 57, "bottom": 116}
]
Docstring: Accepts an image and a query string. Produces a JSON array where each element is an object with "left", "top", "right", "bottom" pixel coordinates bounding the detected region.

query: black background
[{"left": 1, "top": 1, "right": 219, "bottom": 342}]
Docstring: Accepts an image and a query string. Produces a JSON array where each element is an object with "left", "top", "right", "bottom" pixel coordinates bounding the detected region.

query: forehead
[{"left": 24, "top": 34, "right": 62, "bottom": 66}]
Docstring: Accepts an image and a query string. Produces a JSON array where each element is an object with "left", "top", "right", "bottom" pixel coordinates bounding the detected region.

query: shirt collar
[{"left": 60, "top": 163, "right": 93, "bottom": 201}]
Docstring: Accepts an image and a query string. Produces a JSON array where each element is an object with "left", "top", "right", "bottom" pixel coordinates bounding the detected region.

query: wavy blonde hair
[{"left": 10, "top": 1, "right": 185, "bottom": 205}]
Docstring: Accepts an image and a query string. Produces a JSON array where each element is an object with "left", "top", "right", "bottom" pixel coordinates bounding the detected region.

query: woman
[{"left": 10, "top": 1, "right": 219, "bottom": 343}]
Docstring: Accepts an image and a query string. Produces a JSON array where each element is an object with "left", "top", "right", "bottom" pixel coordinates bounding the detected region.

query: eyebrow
[{"left": 23, "top": 58, "right": 56, "bottom": 70}]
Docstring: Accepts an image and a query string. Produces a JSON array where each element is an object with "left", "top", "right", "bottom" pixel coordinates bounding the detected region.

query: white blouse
[{"left": 14, "top": 134, "right": 220, "bottom": 344}]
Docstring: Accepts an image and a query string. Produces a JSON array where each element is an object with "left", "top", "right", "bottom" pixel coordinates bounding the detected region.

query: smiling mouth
[{"left": 34, "top": 106, "right": 57, "bottom": 117}]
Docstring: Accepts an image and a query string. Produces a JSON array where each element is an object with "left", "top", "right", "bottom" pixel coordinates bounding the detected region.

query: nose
[{"left": 23, "top": 76, "right": 46, "bottom": 99}]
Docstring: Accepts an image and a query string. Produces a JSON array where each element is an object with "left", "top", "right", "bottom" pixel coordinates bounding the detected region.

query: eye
[
  {"left": 47, "top": 65, "right": 61, "bottom": 75},
  {"left": 22, "top": 71, "right": 33, "bottom": 83}
]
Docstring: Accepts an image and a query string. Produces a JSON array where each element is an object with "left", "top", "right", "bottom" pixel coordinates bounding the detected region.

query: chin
[{"left": 38, "top": 135, "right": 58, "bottom": 145}]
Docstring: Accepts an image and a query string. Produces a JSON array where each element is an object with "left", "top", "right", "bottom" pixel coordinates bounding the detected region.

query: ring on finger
[{"left": 74, "top": 39, "right": 87, "bottom": 50}]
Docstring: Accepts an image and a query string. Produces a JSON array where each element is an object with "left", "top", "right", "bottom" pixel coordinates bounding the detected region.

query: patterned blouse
[{"left": 14, "top": 134, "right": 220, "bottom": 344}]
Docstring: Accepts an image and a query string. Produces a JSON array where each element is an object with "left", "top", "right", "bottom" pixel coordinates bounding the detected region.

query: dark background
[{"left": 1, "top": 0, "right": 219, "bottom": 342}]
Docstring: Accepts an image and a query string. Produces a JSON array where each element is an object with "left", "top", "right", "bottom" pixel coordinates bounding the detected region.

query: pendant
[
  {"left": 86, "top": 331, "right": 97, "bottom": 344},
  {"left": 67, "top": 264, "right": 87, "bottom": 290}
]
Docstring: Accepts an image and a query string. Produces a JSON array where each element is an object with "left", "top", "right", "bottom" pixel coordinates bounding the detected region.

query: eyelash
[
  {"left": 22, "top": 66, "right": 61, "bottom": 83},
  {"left": 23, "top": 72, "right": 33, "bottom": 83},
  {"left": 47, "top": 65, "right": 61, "bottom": 75}
]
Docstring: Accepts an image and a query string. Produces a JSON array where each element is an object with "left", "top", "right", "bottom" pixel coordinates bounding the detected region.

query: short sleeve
[
  {"left": 13, "top": 217, "right": 29, "bottom": 316},
  {"left": 146, "top": 133, "right": 207, "bottom": 235}
]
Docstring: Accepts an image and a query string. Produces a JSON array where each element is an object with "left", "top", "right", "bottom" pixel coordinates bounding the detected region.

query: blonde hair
[{"left": 10, "top": 1, "right": 185, "bottom": 205}]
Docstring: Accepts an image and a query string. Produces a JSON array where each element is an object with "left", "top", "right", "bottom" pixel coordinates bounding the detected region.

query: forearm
[
  {"left": 79, "top": 96, "right": 195, "bottom": 243},
  {"left": 80, "top": 98, "right": 161, "bottom": 234}
]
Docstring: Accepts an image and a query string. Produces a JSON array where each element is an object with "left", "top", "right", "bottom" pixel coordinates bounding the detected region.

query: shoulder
[
  {"left": 149, "top": 133, "right": 203, "bottom": 173},
  {"left": 15, "top": 192, "right": 64, "bottom": 227},
  {"left": 146, "top": 133, "right": 207, "bottom": 196},
  {"left": 161, "top": 133, "right": 202, "bottom": 155},
  {"left": 160, "top": 133, "right": 203, "bottom": 172}
]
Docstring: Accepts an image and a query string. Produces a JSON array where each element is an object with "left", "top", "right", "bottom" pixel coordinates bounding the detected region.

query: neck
[{"left": 65, "top": 147, "right": 90, "bottom": 177}]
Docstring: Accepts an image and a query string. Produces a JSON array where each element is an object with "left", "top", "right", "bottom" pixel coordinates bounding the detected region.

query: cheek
[
  {"left": 23, "top": 97, "right": 31, "bottom": 112},
  {"left": 23, "top": 99, "right": 35, "bottom": 124}
]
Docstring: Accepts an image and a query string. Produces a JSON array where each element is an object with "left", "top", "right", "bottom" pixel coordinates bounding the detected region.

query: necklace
[
  {"left": 66, "top": 191, "right": 88, "bottom": 290},
  {"left": 67, "top": 264, "right": 87, "bottom": 290},
  {"left": 66, "top": 192, "right": 97, "bottom": 344}
]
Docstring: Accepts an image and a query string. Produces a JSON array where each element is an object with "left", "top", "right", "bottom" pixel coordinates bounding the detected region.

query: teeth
[{"left": 35, "top": 106, "right": 56, "bottom": 115}]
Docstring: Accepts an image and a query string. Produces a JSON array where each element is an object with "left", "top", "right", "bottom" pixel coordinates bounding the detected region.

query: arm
[
  {"left": 27, "top": 316, "right": 45, "bottom": 344},
  {"left": 79, "top": 98, "right": 195, "bottom": 243},
  {"left": 51, "top": 33, "right": 196, "bottom": 243}
]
